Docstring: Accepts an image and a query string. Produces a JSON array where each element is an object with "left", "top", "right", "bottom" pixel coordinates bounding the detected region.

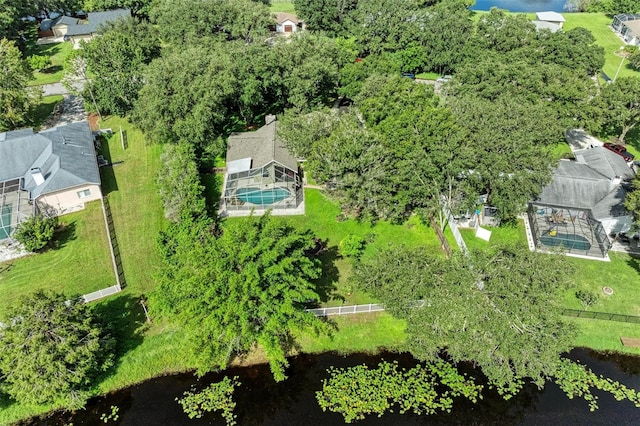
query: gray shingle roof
[
  {"left": 0, "top": 121, "right": 100, "bottom": 199},
  {"left": 537, "top": 148, "right": 635, "bottom": 219},
  {"left": 65, "top": 9, "right": 131, "bottom": 36},
  {"left": 573, "top": 147, "right": 635, "bottom": 180},
  {"left": 226, "top": 120, "right": 298, "bottom": 171},
  {"left": 52, "top": 16, "right": 79, "bottom": 27}
]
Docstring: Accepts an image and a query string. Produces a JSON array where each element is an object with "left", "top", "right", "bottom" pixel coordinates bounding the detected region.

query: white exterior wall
[
  {"left": 69, "top": 34, "right": 94, "bottom": 49},
  {"left": 37, "top": 184, "right": 102, "bottom": 216},
  {"left": 276, "top": 19, "right": 298, "bottom": 33}
]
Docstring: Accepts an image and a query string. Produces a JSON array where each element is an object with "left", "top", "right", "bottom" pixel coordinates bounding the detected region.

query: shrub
[
  {"left": 575, "top": 289, "right": 598, "bottom": 310},
  {"left": 27, "top": 54, "right": 51, "bottom": 71},
  {"left": 13, "top": 214, "right": 57, "bottom": 252},
  {"left": 339, "top": 234, "right": 365, "bottom": 258}
]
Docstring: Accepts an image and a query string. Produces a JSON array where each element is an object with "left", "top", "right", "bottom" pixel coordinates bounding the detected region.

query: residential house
[
  {"left": 273, "top": 12, "right": 304, "bottom": 34},
  {"left": 221, "top": 115, "right": 304, "bottom": 217},
  {"left": 612, "top": 14, "right": 640, "bottom": 46},
  {"left": 50, "top": 9, "right": 131, "bottom": 47},
  {"left": 527, "top": 147, "right": 635, "bottom": 259},
  {"left": 0, "top": 121, "right": 101, "bottom": 240},
  {"left": 532, "top": 11, "right": 565, "bottom": 32}
]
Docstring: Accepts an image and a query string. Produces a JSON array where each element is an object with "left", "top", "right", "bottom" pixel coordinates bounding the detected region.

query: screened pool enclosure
[
  {"left": 0, "top": 178, "right": 34, "bottom": 241},
  {"left": 527, "top": 203, "right": 610, "bottom": 258},
  {"left": 223, "top": 161, "right": 302, "bottom": 212},
  {"left": 222, "top": 116, "right": 304, "bottom": 216}
]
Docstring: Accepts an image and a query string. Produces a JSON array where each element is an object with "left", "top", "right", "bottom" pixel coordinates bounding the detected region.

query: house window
[{"left": 77, "top": 189, "right": 91, "bottom": 199}]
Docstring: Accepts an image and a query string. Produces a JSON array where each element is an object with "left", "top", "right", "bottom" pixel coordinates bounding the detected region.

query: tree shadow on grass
[
  {"left": 90, "top": 294, "right": 147, "bottom": 380},
  {"left": 98, "top": 135, "right": 118, "bottom": 195},
  {"left": 625, "top": 254, "right": 640, "bottom": 277},
  {"left": 51, "top": 220, "right": 76, "bottom": 250},
  {"left": 312, "top": 245, "right": 342, "bottom": 305}
]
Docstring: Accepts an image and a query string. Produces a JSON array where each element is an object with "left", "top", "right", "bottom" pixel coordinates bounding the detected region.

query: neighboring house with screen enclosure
[
  {"left": 527, "top": 146, "right": 635, "bottom": 259},
  {"left": 221, "top": 115, "right": 304, "bottom": 217},
  {"left": 0, "top": 121, "right": 101, "bottom": 241},
  {"left": 612, "top": 14, "right": 640, "bottom": 46}
]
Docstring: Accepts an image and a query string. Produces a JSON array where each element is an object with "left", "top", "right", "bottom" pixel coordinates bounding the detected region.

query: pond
[
  {"left": 32, "top": 348, "right": 640, "bottom": 425},
  {"left": 471, "top": 0, "right": 573, "bottom": 13}
]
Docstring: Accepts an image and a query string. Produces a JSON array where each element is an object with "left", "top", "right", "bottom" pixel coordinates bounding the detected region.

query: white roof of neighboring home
[{"left": 536, "top": 11, "right": 565, "bottom": 22}]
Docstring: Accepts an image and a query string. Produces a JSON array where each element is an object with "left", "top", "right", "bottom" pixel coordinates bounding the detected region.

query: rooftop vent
[{"left": 30, "top": 167, "right": 45, "bottom": 186}]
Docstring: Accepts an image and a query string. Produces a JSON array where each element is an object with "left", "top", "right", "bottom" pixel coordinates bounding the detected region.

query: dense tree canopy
[
  {"left": 353, "top": 244, "right": 576, "bottom": 394},
  {"left": 152, "top": 214, "right": 329, "bottom": 381},
  {"left": 0, "top": 38, "right": 38, "bottom": 131},
  {"left": 79, "top": 17, "right": 160, "bottom": 116},
  {"left": 0, "top": 291, "right": 114, "bottom": 408},
  {"left": 593, "top": 77, "right": 640, "bottom": 142},
  {"left": 150, "top": 0, "right": 272, "bottom": 44}
]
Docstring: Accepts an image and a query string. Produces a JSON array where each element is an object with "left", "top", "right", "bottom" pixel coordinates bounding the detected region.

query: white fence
[
  {"left": 82, "top": 285, "right": 122, "bottom": 303},
  {"left": 306, "top": 303, "right": 385, "bottom": 317}
]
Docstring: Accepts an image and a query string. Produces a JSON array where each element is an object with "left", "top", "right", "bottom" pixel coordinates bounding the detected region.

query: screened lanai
[
  {"left": 0, "top": 178, "right": 34, "bottom": 241},
  {"left": 221, "top": 116, "right": 304, "bottom": 216},
  {"left": 527, "top": 203, "right": 610, "bottom": 258}
]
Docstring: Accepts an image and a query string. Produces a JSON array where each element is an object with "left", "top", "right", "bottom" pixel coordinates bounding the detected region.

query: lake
[
  {"left": 471, "top": 0, "right": 573, "bottom": 13},
  {"left": 31, "top": 348, "right": 640, "bottom": 425}
]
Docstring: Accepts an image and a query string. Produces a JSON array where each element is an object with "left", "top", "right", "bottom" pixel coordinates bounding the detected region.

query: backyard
[
  {"left": 460, "top": 222, "right": 640, "bottom": 355},
  {"left": 26, "top": 42, "right": 73, "bottom": 86},
  {"left": 0, "top": 200, "right": 114, "bottom": 313}
]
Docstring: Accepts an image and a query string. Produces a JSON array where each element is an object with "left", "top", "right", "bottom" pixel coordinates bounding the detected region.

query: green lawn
[
  {"left": 276, "top": 189, "right": 448, "bottom": 306},
  {"left": 270, "top": 0, "right": 296, "bottom": 13},
  {"left": 415, "top": 72, "right": 440, "bottom": 80},
  {"left": 0, "top": 201, "right": 114, "bottom": 314},
  {"left": 97, "top": 117, "right": 165, "bottom": 295},
  {"left": 26, "top": 42, "right": 73, "bottom": 86},
  {"left": 461, "top": 220, "right": 640, "bottom": 354},
  {"left": 27, "top": 95, "right": 63, "bottom": 130},
  {"left": 560, "top": 13, "right": 640, "bottom": 81}
]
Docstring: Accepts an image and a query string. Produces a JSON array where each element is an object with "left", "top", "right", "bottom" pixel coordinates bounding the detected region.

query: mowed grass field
[
  {"left": 563, "top": 13, "right": 640, "bottom": 81},
  {"left": 0, "top": 201, "right": 114, "bottom": 314},
  {"left": 26, "top": 42, "right": 73, "bottom": 86}
]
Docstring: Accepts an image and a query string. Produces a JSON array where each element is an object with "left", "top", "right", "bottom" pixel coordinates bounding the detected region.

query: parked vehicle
[
  {"left": 604, "top": 143, "right": 635, "bottom": 161},
  {"left": 401, "top": 72, "right": 415, "bottom": 79}
]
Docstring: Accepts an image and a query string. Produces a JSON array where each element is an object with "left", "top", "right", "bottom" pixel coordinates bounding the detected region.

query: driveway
[
  {"left": 40, "top": 95, "right": 87, "bottom": 130},
  {"left": 40, "top": 80, "right": 83, "bottom": 97}
]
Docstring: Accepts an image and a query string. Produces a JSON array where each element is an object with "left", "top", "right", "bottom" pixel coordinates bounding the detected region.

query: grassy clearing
[
  {"left": 461, "top": 221, "right": 640, "bottom": 354},
  {"left": 97, "top": 116, "right": 165, "bottom": 295},
  {"left": 26, "top": 42, "right": 73, "bottom": 86},
  {"left": 297, "top": 312, "right": 407, "bottom": 354},
  {"left": 0, "top": 201, "right": 114, "bottom": 314},
  {"left": 277, "top": 189, "right": 448, "bottom": 306},
  {"left": 415, "top": 72, "right": 440, "bottom": 80},
  {"left": 27, "top": 95, "right": 63, "bottom": 130},
  {"left": 562, "top": 13, "right": 640, "bottom": 80},
  {"left": 269, "top": 0, "right": 295, "bottom": 13}
]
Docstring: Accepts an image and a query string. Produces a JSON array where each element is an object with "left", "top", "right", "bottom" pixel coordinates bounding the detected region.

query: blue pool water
[
  {"left": 236, "top": 187, "right": 291, "bottom": 205},
  {"left": 471, "top": 0, "right": 569, "bottom": 12},
  {"left": 540, "top": 233, "right": 591, "bottom": 250}
]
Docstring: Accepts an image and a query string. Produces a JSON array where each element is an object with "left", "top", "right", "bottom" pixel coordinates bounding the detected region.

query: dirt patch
[{"left": 88, "top": 113, "right": 100, "bottom": 131}]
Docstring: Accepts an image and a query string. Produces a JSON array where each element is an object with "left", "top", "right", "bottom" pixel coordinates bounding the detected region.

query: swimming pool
[
  {"left": 539, "top": 233, "right": 591, "bottom": 251},
  {"left": 0, "top": 204, "right": 12, "bottom": 240},
  {"left": 236, "top": 187, "right": 291, "bottom": 205}
]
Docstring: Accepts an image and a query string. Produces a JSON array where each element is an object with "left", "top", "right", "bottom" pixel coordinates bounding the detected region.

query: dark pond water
[
  {"left": 471, "top": 0, "right": 571, "bottom": 13},
  {"left": 32, "top": 349, "right": 640, "bottom": 426}
]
